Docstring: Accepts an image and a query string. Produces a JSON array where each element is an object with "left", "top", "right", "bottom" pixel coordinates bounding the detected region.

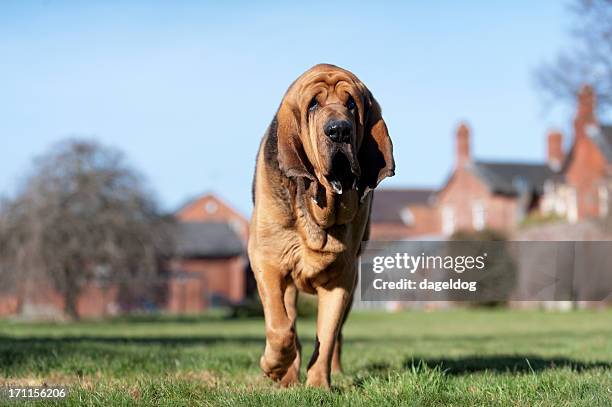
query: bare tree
[
  {"left": 0, "top": 199, "right": 18, "bottom": 298},
  {"left": 535, "top": 0, "right": 612, "bottom": 113},
  {"left": 0, "top": 139, "right": 172, "bottom": 319}
]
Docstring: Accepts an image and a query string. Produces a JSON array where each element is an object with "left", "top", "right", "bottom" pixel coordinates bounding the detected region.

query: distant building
[
  {"left": 542, "top": 86, "right": 612, "bottom": 223},
  {"left": 436, "top": 122, "right": 556, "bottom": 235},
  {"left": 361, "top": 124, "right": 560, "bottom": 239},
  {"left": 165, "top": 193, "right": 252, "bottom": 313},
  {"left": 375, "top": 86, "right": 612, "bottom": 238}
]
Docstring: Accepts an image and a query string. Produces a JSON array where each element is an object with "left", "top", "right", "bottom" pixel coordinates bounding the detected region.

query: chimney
[
  {"left": 574, "top": 84, "right": 597, "bottom": 140},
  {"left": 456, "top": 122, "right": 471, "bottom": 168},
  {"left": 547, "top": 130, "right": 564, "bottom": 171}
]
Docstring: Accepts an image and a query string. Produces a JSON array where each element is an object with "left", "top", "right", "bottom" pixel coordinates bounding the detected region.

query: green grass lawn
[{"left": 0, "top": 309, "right": 611, "bottom": 406}]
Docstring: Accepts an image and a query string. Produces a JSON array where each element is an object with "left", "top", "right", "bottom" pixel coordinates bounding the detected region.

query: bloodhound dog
[{"left": 248, "top": 64, "right": 394, "bottom": 388}]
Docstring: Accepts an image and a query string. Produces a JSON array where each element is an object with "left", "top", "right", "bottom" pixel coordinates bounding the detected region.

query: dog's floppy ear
[
  {"left": 275, "top": 100, "right": 315, "bottom": 181},
  {"left": 359, "top": 93, "right": 395, "bottom": 189}
]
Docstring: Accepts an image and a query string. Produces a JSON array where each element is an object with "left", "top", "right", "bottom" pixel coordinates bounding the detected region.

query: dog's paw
[
  {"left": 278, "top": 364, "right": 300, "bottom": 387},
  {"left": 306, "top": 369, "right": 330, "bottom": 389},
  {"left": 260, "top": 331, "right": 298, "bottom": 382},
  {"left": 260, "top": 346, "right": 296, "bottom": 381},
  {"left": 260, "top": 353, "right": 294, "bottom": 381}
]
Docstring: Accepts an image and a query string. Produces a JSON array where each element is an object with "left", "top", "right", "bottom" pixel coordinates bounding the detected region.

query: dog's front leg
[
  {"left": 278, "top": 281, "right": 301, "bottom": 386},
  {"left": 257, "top": 270, "right": 297, "bottom": 382},
  {"left": 331, "top": 289, "right": 353, "bottom": 374},
  {"left": 306, "top": 281, "right": 352, "bottom": 388}
]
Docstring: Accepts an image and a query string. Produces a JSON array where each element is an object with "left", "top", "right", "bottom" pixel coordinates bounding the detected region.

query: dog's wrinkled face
[
  {"left": 300, "top": 71, "right": 364, "bottom": 195},
  {"left": 276, "top": 64, "right": 394, "bottom": 199}
]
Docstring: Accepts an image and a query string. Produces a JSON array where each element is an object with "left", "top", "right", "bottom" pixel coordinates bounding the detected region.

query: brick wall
[
  {"left": 16, "top": 278, "right": 120, "bottom": 319},
  {"left": 166, "top": 275, "right": 206, "bottom": 314},
  {"left": 565, "top": 137, "right": 608, "bottom": 220},
  {"left": 0, "top": 295, "right": 18, "bottom": 316}
]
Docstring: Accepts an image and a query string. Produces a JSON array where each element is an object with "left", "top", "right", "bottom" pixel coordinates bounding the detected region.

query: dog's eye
[
  {"left": 308, "top": 97, "right": 319, "bottom": 112},
  {"left": 346, "top": 95, "right": 356, "bottom": 111}
]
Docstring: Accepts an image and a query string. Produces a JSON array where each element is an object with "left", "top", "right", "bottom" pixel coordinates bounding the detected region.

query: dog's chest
[
  {"left": 290, "top": 245, "right": 345, "bottom": 293},
  {"left": 285, "top": 220, "right": 363, "bottom": 292}
]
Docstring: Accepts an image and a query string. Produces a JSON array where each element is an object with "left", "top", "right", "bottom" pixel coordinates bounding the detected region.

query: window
[
  {"left": 472, "top": 200, "right": 486, "bottom": 231},
  {"left": 205, "top": 200, "right": 218, "bottom": 214},
  {"left": 599, "top": 186, "right": 609, "bottom": 218},
  {"left": 567, "top": 188, "right": 578, "bottom": 224},
  {"left": 442, "top": 206, "right": 455, "bottom": 236},
  {"left": 541, "top": 181, "right": 556, "bottom": 215},
  {"left": 400, "top": 208, "right": 415, "bottom": 226}
]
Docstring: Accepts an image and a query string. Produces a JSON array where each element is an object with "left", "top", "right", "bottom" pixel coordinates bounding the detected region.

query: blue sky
[{"left": 1, "top": 1, "right": 577, "bottom": 215}]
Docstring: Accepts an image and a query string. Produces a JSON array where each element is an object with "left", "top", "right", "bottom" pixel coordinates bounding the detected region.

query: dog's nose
[{"left": 324, "top": 120, "right": 352, "bottom": 143}]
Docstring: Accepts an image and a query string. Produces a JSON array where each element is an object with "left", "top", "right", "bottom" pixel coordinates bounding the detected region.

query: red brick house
[
  {"left": 165, "top": 193, "right": 251, "bottom": 313},
  {"left": 436, "top": 123, "right": 556, "bottom": 235},
  {"left": 542, "top": 86, "right": 612, "bottom": 223},
  {"left": 370, "top": 189, "right": 439, "bottom": 240}
]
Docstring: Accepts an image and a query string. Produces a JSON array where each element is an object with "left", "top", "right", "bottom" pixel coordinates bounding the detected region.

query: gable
[
  {"left": 562, "top": 124, "right": 612, "bottom": 176},
  {"left": 437, "top": 166, "right": 490, "bottom": 204},
  {"left": 175, "top": 193, "right": 249, "bottom": 241},
  {"left": 177, "top": 194, "right": 244, "bottom": 222},
  {"left": 564, "top": 135, "right": 609, "bottom": 185}
]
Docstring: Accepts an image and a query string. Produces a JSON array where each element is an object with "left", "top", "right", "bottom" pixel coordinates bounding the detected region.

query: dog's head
[{"left": 275, "top": 64, "right": 394, "bottom": 198}]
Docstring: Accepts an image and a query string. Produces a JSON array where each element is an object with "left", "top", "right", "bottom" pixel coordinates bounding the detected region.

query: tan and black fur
[{"left": 249, "top": 64, "right": 394, "bottom": 388}]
